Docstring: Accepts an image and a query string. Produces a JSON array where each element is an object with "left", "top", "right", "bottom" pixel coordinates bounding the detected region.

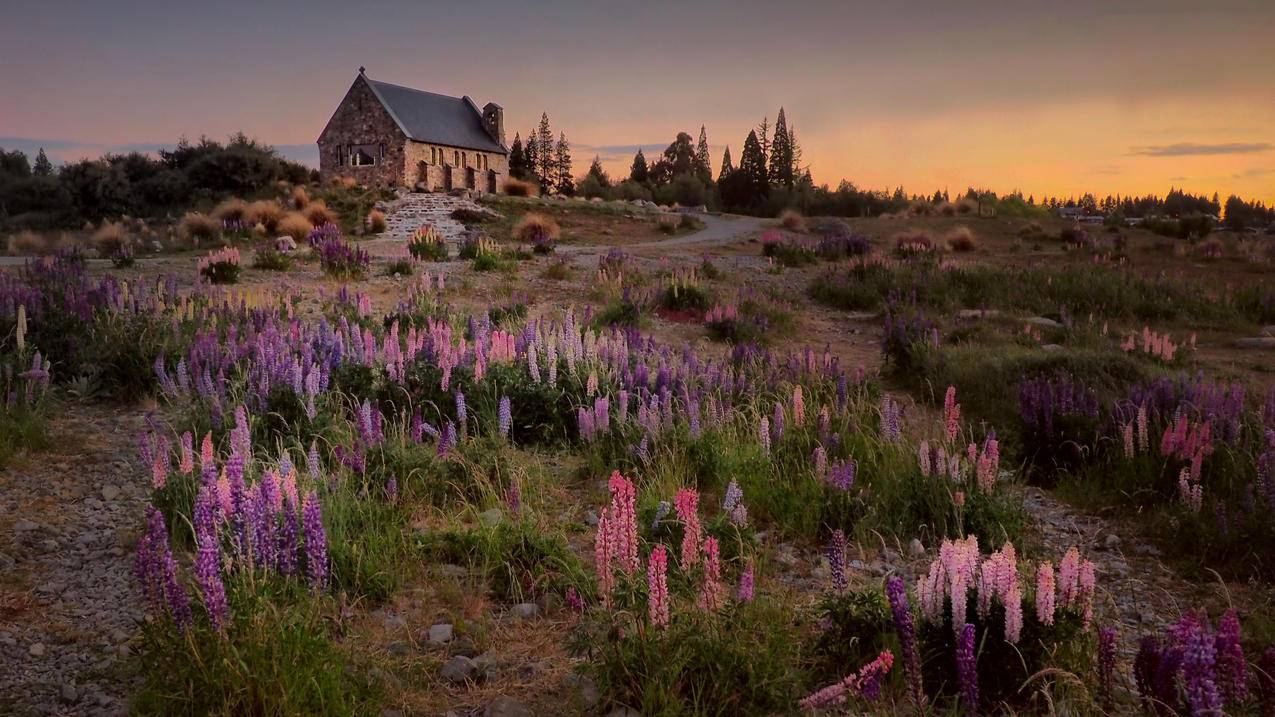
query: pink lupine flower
[
  {"left": 918, "top": 440, "right": 932, "bottom": 476},
  {"left": 1136, "top": 403, "right": 1148, "bottom": 451},
  {"left": 1036, "top": 561, "right": 1056, "bottom": 626},
  {"left": 151, "top": 451, "right": 169, "bottom": 490},
  {"left": 1004, "top": 583, "right": 1023, "bottom": 643},
  {"left": 200, "top": 431, "right": 215, "bottom": 470},
  {"left": 943, "top": 385, "right": 961, "bottom": 443},
  {"left": 791, "top": 385, "right": 805, "bottom": 426},
  {"left": 1123, "top": 422, "right": 1135, "bottom": 459},
  {"left": 697, "top": 536, "right": 723, "bottom": 612},
  {"left": 798, "top": 650, "right": 895, "bottom": 708},
  {"left": 1179, "top": 467, "right": 1203, "bottom": 513},
  {"left": 215, "top": 473, "right": 233, "bottom": 518},
  {"left": 647, "top": 544, "right": 670, "bottom": 628},
  {"left": 607, "top": 471, "right": 640, "bottom": 575},
  {"left": 179, "top": 432, "right": 194, "bottom": 474},
  {"left": 738, "top": 561, "right": 755, "bottom": 602},
  {"left": 1078, "top": 559, "right": 1096, "bottom": 629},
  {"left": 1058, "top": 547, "right": 1081, "bottom": 607},
  {"left": 813, "top": 445, "right": 828, "bottom": 478},
  {"left": 758, "top": 416, "right": 770, "bottom": 454},
  {"left": 674, "top": 488, "right": 701, "bottom": 570},
  {"left": 594, "top": 509, "right": 615, "bottom": 608}
]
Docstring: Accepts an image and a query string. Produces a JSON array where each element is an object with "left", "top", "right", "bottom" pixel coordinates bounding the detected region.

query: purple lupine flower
[
  {"left": 1215, "top": 609, "right": 1247, "bottom": 704},
  {"left": 1257, "top": 647, "right": 1275, "bottom": 717},
  {"left": 411, "top": 411, "right": 424, "bottom": 443},
  {"left": 193, "top": 486, "right": 219, "bottom": 542},
  {"left": 827, "top": 529, "right": 848, "bottom": 592},
  {"left": 454, "top": 391, "right": 468, "bottom": 433},
  {"left": 437, "top": 421, "right": 456, "bottom": 456},
  {"left": 194, "top": 531, "right": 228, "bottom": 632},
  {"left": 277, "top": 495, "right": 298, "bottom": 576},
  {"left": 957, "top": 623, "right": 979, "bottom": 714},
  {"left": 772, "top": 400, "right": 785, "bottom": 444},
  {"left": 135, "top": 507, "right": 168, "bottom": 612},
  {"left": 386, "top": 476, "right": 398, "bottom": 502},
  {"left": 1182, "top": 615, "right": 1222, "bottom": 715},
  {"left": 302, "top": 491, "right": 328, "bottom": 591},
  {"left": 1098, "top": 627, "right": 1117, "bottom": 711},
  {"left": 650, "top": 500, "right": 671, "bottom": 531},
  {"left": 738, "top": 561, "right": 755, "bottom": 602},
  {"left": 507, "top": 481, "right": 520, "bottom": 515},
  {"left": 162, "top": 552, "right": 192, "bottom": 631},
  {"left": 498, "top": 396, "right": 512, "bottom": 438},
  {"left": 887, "top": 576, "right": 924, "bottom": 709},
  {"left": 565, "top": 586, "right": 583, "bottom": 614},
  {"left": 827, "top": 458, "right": 856, "bottom": 491},
  {"left": 307, "top": 440, "right": 321, "bottom": 482}
]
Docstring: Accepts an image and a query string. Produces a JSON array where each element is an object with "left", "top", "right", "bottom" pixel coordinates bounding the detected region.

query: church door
[{"left": 443, "top": 165, "right": 453, "bottom": 191}]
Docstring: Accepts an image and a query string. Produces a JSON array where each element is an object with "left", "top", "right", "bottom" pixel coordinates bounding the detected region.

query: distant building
[
  {"left": 1057, "top": 206, "right": 1086, "bottom": 220},
  {"left": 317, "top": 68, "right": 508, "bottom": 192}
]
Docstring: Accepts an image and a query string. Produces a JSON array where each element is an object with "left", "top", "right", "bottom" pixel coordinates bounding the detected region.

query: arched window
[{"left": 454, "top": 151, "right": 460, "bottom": 166}]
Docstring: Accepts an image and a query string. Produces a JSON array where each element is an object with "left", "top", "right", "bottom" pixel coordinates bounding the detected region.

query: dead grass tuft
[
  {"left": 367, "top": 208, "right": 387, "bottom": 233},
  {"left": 244, "top": 200, "right": 284, "bottom": 233},
  {"left": 778, "top": 208, "right": 808, "bottom": 233},
  {"left": 91, "top": 222, "right": 131, "bottom": 257},
  {"left": 944, "top": 225, "right": 978, "bottom": 252},
  {"left": 502, "top": 178, "right": 539, "bottom": 197},
  {"left": 278, "top": 212, "right": 313, "bottom": 242},
  {"left": 178, "top": 212, "right": 220, "bottom": 246},
  {"left": 8, "top": 230, "right": 49, "bottom": 256},
  {"left": 302, "top": 201, "right": 337, "bottom": 227},
  {"left": 512, "top": 213, "right": 560, "bottom": 243}
]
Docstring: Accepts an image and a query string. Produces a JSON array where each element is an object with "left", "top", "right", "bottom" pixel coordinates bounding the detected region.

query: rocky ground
[{"left": 0, "top": 405, "right": 149, "bottom": 717}]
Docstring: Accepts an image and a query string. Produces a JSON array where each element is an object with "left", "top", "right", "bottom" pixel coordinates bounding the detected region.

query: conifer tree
[
  {"left": 718, "top": 145, "right": 734, "bottom": 181},
  {"left": 756, "top": 116, "right": 770, "bottom": 166},
  {"left": 525, "top": 130, "right": 539, "bottom": 185},
  {"left": 33, "top": 148, "right": 53, "bottom": 177},
  {"left": 788, "top": 125, "right": 803, "bottom": 181},
  {"left": 768, "top": 108, "right": 793, "bottom": 189},
  {"left": 587, "top": 156, "right": 610, "bottom": 187},
  {"left": 630, "top": 148, "right": 648, "bottom": 184},
  {"left": 694, "top": 126, "right": 712, "bottom": 184},
  {"left": 508, "top": 134, "right": 525, "bottom": 179},
  {"left": 739, "top": 130, "right": 768, "bottom": 198},
  {"left": 554, "top": 131, "right": 573, "bottom": 195},
  {"left": 536, "top": 113, "right": 554, "bottom": 190}
]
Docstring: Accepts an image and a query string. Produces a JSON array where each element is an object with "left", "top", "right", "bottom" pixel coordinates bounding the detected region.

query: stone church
[{"left": 317, "top": 68, "right": 508, "bottom": 192}]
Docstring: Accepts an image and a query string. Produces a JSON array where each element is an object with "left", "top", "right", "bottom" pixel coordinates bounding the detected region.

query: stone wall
[
  {"left": 403, "top": 142, "right": 508, "bottom": 194},
  {"left": 317, "top": 78, "right": 407, "bottom": 187}
]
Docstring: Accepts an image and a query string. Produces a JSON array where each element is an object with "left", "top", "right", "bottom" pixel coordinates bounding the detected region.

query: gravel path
[{"left": 0, "top": 404, "right": 149, "bottom": 716}]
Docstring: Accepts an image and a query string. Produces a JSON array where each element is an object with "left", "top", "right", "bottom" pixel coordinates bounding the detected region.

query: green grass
[
  {"left": 0, "top": 403, "right": 49, "bottom": 469},
  {"left": 417, "top": 519, "right": 590, "bottom": 604}
]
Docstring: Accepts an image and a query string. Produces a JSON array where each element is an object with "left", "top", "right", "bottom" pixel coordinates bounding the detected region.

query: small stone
[
  {"left": 566, "top": 673, "right": 600, "bottom": 709},
  {"left": 484, "top": 697, "right": 531, "bottom": 717},
  {"left": 14, "top": 520, "right": 38, "bottom": 532},
  {"left": 60, "top": 684, "right": 77, "bottom": 703},
  {"left": 1027, "top": 316, "right": 1063, "bottom": 328},
  {"left": 511, "top": 602, "right": 538, "bottom": 619},
  {"left": 437, "top": 564, "right": 468, "bottom": 579},
  {"left": 382, "top": 613, "right": 406, "bottom": 630},
  {"left": 387, "top": 641, "right": 409, "bottom": 656},
  {"left": 100, "top": 485, "right": 120, "bottom": 501},
  {"left": 1040, "top": 343, "right": 1065, "bottom": 352},
  {"left": 908, "top": 538, "right": 925, "bottom": 556},
  {"left": 473, "top": 651, "right": 498, "bottom": 677},
  {"left": 584, "top": 510, "right": 599, "bottom": 527},
  {"left": 478, "top": 508, "right": 504, "bottom": 527},
  {"left": 1104, "top": 533, "right": 1121, "bottom": 550},
  {"left": 1236, "top": 337, "right": 1275, "bottom": 349},
  {"left": 1134, "top": 544, "right": 1162, "bottom": 557},
  {"left": 29, "top": 642, "right": 46, "bottom": 657},
  {"left": 440, "top": 655, "right": 477, "bottom": 684},
  {"left": 428, "top": 623, "right": 454, "bottom": 645}
]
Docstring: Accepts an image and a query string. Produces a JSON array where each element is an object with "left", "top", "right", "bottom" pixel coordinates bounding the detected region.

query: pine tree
[
  {"left": 788, "top": 126, "right": 803, "bottom": 181},
  {"left": 768, "top": 108, "right": 793, "bottom": 189},
  {"left": 756, "top": 116, "right": 770, "bottom": 166},
  {"left": 739, "top": 130, "right": 768, "bottom": 198},
  {"left": 554, "top": 131, "right": 573, "bottom": 196},
  {"left": 525, "top": 130, "right": 539, "bottom": 185},
  {"left": 630, "top": 148, "right": 648, "bottom": 184},
  {"left": 33, "top": 148, "right": 53, "bottom": 177},
  {"left": 508, "top": 134, "right": 525, "bottom": 179},
  {"left": 586, "top": 156, "right": 610, "bottom": 187},
  {"left": 536, "top": 113, "right": 555, "bottom": 191},
  {"left": 694, "top": 126, "right": 712, "bottom": 184},
  {"left": 718, "top": 146, "right": 734, "bottom": 181}
]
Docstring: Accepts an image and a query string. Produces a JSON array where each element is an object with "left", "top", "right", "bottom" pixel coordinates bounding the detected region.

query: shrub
[
  {"left": 316, "top": 238, "right": 369, "bottom": 279},
  {"left": 198, "top": 247, "right": 241, "bottom": 284},
  {"left": 660, "top": 271, "right": 712, "bottom": 312},
  {"left": 502, "top": 178, "right": 538, "bottom": 197},
  {"left": 407, "top": 225, "right": 448, "bottom": 261},
  {"left": 178, "top": 212, "right": 220, "bottom": 246},
  {"left": 418, "top": 522, "right": 588, "bottom": 603},
  {"left": 944, "top": 226, "right": 977, "bottom": 252},
  {"left": 277, "top": 211, "right": 312, "bottom": 242},
  {"left": 91, "top": 221, "right": 131, "bottom": 258},
  {"left": 110, "top": 244, "right": 136, "bottom": 268},
  {"left": 211, "top": 197, "right": 248, "bottom": 224},
  {"left": 383, "top": 257, "right": 415, "bottom": 277},
  {"left": 243, "top": 200, "right": 283, "bottom": 233},
  {"left": 290, "top": 185, "right": 310, "bottom": 209},
  {"left": 9, "top": 230, "right": 49, "bottom": 255},
  {"left": 366, "top": 208, "right": 386, "bottom": 233},
  {"left": 513, "top": 212, "right": 560, "bottom": 248},
  {"left": 450, "top": 207, "right": 492, "bottom": 225},
  {"left": 542, "top": 257, "right": 573, "bottom": 280},
  {"left": 303, "top": 201, "right": 337, "bottom": 227},
  {"left": 251, "top": 246, "right": 292, "bottom": 271},
  {"left": 778, "top": 208, "right": 808, "bottom": 233},
  {"left": 657, "top": 214, "right": 679, "bottom": 234},
  {"left": 892, "top": 230, "right": 937, "bottom": 258},
  {"left": 614, "top": 179, "right": 652, "bottom": 202}
]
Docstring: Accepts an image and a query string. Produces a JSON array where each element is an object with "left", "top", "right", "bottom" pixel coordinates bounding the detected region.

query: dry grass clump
[
  {"left": 332, "top": 176, "right": 357, "bottom": 189},
  {"left": 513, "top": 212, "right": 560, "bottom": 243},
  {"left": 778, "top": 208, "right": 808, "bottom": 233},
  {"left": 212, "top": 198, "right": 248, "bottom": 224},
  {"left": 278, "top": 212, "right": 313, "bottom": 242},
  {"left": 8, "top": 231, "right": 49, "bottom": 255},
  {"left": 657, "top": 214, "right": 679, "bottom": 234},
  {"left": 91, "top": 222, "right": 131, "bottom": 257},
  {"left": 244, "top": 200, "right": 284, "bottom": 233},
  {"left": 956, "top": 198, "right": 978, "bottom": 215},
  {"left": 944, "top": 226, "right": 978, "bottom": 252},
  {"left": 302, "top": 201, "right": 337, "bottom": 227},
  {"left": 367, "top": 208, "right": 387, "bottom": 233},
  {"left": 502, "top": 178, "right": 539, "bottom": 197},
  {"left": 290, "top": 186, "right": 310, "bottom": 210},
  {"left": 938, "top": 202, "right": 956, "bottom": 217},
  {"left": 178, "top": 212, "right": 220, "bottom": 246}
]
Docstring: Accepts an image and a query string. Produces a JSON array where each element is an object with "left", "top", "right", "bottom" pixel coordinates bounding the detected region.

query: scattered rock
[
  {"left": 958, "top": 309, "right": 1000, "bottom": 319},
  {"left": 14, "top": 520, "right": 39, "bottom": 532},
  {"left": 28, "top": 643, "right": 46, "bottom": 657},
  {"left": 1026, "top": 316, "right": 1063, "bottom": 329},
  {"left": 386, "top": 641, "right": 410, "bottom": 657},
  {"left": 511, "top": 602, "right": 539, "bottom": 620},
  {"left": 59, "top": 683, "right": 77, "bottom": 703},
  {"left": 1041, "top": 343, "right": 1065, "bottom": 352},
  {"left": 478, "top": 508, "right": 504, "bottom": 527},
  {"left": 440, "top": 655, "right": 477, "bottom": 684},
  {"left": 1134, "top": 544, "right": 1162, "bottom": 557},
  {"left": 484, "top": 696, "right": 532, "bottom": 717},
  {"left": 908, "top": 538, "right": 925, "bottom": 556},
  {"left": 437, "top": 563, "right": 468, "bottom": 579},
  {"left": 427, "top": 623, "right": 454, "bottom": 645},
  {"left": 1236, "top": 337, "right": 1275, "bottom": 349},
  {"left": 566, "top": 673, "right": 600, "bottom": 709},
  {"left": 1104, "top": 533, "right": 1122, "bottom": 550},
  {"left": 100, "top": 485, "right": 120, "bottom": 501}
]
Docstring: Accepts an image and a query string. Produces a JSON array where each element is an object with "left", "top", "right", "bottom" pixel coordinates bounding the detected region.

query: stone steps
[{"left": 362, "top": 192, "right": 489, "bottom": 257}]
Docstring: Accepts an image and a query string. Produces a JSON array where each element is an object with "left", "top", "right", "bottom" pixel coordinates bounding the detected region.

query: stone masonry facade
[{"left": 317, "top": 75, "right": 507, "bottom": 193}]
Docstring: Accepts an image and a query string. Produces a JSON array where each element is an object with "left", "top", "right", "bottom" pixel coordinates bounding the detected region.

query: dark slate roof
[{"left": 365, "top": 78, "right": 507, "bottom": 154}]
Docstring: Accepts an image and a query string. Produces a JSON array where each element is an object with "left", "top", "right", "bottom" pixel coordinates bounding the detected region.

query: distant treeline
[{"left": 0, "top": 134, "right": 316, "bottom": 229}]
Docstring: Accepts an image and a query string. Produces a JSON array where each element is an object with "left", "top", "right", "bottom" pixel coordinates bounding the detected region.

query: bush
[
  {"left": 91, "top": 222, "right": 131, "bottom": 259},
  {"left": 178, "top": 212, "right": 220, "bottom": 246},
  {"left": 316, "top": 238, "right": 369, "bottom": 279},
  {"left": 302, "top": 201, "right": 337, "bottom": 227},
  {"left": 243, "top": 200, "right": 283, "bottom": 233},
  {"left": 778, "top": 208, "right": 808, "bottom": 233},
  {"left": 407, "top": 225, "right": 448, "bottom": 261},
  {"left": 892, "top": 230, "right": 937, "bottom": 258},
  {"left": 418, "top": 522, "right": 588, "bottom": 603},
  {"left": 513, "top": 212, "right": 559, "bottom": 242},
  {"left": 657, "top": 214, "right": 679, "bottom": 234},
  {"left": 290, "top": 185, "right": 310, "bottom": 210},
  {"left": 211, "top": 198, "right": 248, "bottom": 225},
  {"left": 198, "top": 247, "right": 241, "bottom": 284},
  {"left": 366, "top": 208, "right": 386, "bottom": 233},
  {"left": 944, "top": 225, "right": 977, "bottom": 252},
  {"left": 251, "top": 246, "right": 292, "bottom": 271},
  {"left": 277, "top": 212, "right": 312, "bottom": 242},
  {"left": 383, "top": 257, "right": 415, "bottom": 277},
  {"left": 614, "top": 179, "right": 652, "bottom": 202},
  {"left": 450, "top": 207, "right": 492, "bottom": 225},
  {"left": 502, "top": 178, "right": 538, "bottom": 197},
  {"left": 9, "top": 230, "right": 49, "bottom": 255}
]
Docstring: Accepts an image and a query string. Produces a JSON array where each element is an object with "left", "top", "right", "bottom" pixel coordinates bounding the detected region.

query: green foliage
[
  {"left": 0, "top": 402, "right": 49, "bottom": 469},
  {"left": 809, "top": 589, "right": 894, "bottom": 683},
  {"left": 133, "top": 585, "right": 377, "bottom": 716},
  {"left": 572, "top": 600, "right": 802, "bottom": 716},
  {"left": 418, "top": 520, "right": 589, "bottom": 603},
  {"left": 251, "top": 246, "right": 292, "bottom": 271}
]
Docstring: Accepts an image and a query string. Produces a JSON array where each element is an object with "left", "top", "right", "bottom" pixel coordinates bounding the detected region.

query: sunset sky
[{"left": 2, "top": 0, "right": 1272, "bottom": 203}]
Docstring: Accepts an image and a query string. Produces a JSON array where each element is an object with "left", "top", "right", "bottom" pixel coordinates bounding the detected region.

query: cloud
[
  {"left": 1129, "top": 142, "right": 1272, "bottom": 157},
  {"left": 1232, "top": 167, "right": 1273, "bottom": 179}
]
